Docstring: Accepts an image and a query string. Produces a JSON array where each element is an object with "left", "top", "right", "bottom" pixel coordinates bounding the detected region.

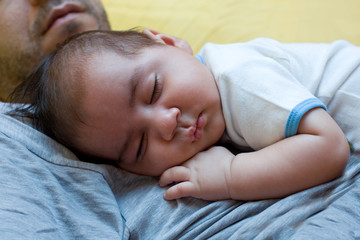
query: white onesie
[{"left": 197, "top": 38, "right": 360, "bottom": 151}]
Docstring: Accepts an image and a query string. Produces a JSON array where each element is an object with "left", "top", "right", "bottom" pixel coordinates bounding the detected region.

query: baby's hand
[{"left": 159, "top": 146, "right": 235, "bottom": 201}]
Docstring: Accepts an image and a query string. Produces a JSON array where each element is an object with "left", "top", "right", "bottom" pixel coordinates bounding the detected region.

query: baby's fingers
[
  {"left": 163, "top": 182, "right": 196, "bottom": 200},
  {"left": 159, "top": 166, "right": 190, "bottom": 187}
]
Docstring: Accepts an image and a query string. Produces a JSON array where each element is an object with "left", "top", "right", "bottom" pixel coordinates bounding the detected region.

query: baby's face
[{"left": 76, "top": 45, "right": 225, "bottom": 176}]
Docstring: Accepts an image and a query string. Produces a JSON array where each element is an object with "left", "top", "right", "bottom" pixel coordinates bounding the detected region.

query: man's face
[
  {"left": 0, "top": 0, "right": 110, "bottom": 100},
  {"left": 75, "top": 46, "right": 225, "bottom": 176}
]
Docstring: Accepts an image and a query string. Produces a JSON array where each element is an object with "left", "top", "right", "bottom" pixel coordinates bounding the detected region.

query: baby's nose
[{"left": 153, "top": 107, "right": 180, "bottom": 141}]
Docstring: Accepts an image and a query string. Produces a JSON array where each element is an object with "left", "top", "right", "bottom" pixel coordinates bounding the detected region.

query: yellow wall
[{"left": 102, "top": 0, "right": 360, "bottom": 53}]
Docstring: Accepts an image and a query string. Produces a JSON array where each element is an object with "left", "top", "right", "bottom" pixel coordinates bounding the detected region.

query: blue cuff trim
[
  {"left": 285, "top": 98, "right": 327, "bottom": 138},
  {"left": 195, "top": 54, "right": 206, "bottom": 66}
]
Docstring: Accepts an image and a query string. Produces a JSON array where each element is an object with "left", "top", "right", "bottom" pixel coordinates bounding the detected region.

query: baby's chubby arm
[{"left": 159, "top": 108, "right": 350, "bottom": 201}]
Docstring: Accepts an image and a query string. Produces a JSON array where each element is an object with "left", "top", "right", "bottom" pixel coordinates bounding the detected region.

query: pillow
[{"left": 102, "top": 0, "right": 360, "bottom": 53}]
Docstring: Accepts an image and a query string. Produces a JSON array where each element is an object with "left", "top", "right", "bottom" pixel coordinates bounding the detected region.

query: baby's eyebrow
[{"left": 129, "top": 66, "right": 145, "bottom": 108}]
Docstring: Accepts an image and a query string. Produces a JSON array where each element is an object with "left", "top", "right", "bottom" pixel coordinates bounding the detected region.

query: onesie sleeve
[
  {"left": 285, "top": 98, "right": 326, "bottom": 138},
  {"left": 198, "top": 39, "right": 326, "bottom": 150}
]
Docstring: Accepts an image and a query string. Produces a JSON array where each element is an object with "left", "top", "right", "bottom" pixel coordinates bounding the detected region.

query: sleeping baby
[{"left": 11, "top": 29, "right": 357, "bottom": 201}]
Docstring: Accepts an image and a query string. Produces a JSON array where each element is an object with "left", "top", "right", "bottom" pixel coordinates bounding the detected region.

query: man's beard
[{"left": 0, "top": 41, "right": 42, "bottom": 101}]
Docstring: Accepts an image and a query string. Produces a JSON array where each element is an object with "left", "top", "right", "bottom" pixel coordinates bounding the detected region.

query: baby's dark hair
[{"left": 9, "top": 30, "right": 163, "bottom": 149}]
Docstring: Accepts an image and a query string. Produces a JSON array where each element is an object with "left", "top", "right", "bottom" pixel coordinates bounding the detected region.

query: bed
[
  {"left": 103, "top": 0, "right": 360, "bottom": 52},
  {"left": 0, "top": 0, "right": 359, "bottom": 239}
]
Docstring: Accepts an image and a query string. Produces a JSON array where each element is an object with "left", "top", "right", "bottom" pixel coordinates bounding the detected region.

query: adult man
[{"left": 0, "top": 1, "right": 123, "bottom": 239}]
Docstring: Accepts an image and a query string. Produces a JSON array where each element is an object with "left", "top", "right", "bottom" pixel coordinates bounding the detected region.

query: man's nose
[{"left": 151, "top": 107, "right": 180, "bottom": 141}]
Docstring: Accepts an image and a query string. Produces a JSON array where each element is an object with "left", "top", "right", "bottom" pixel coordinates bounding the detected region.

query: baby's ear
[{"left": 142, "top": 29, "right": 193, "bottom": 55}]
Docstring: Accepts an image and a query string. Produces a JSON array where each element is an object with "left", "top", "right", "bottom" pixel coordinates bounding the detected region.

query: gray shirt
[{"left": 1, "top": 101, "right": 359, "bottom": 239}]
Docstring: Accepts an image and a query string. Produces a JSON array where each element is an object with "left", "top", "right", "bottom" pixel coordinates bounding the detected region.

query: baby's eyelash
[
  {"left": 150, "top": 75, "right": 162, "bottom": 104},
  {"left": 136, "top": 134, "right": 144, "bottom": 160},
  {"left": 137, "top": 75, "right": 161, "bottom": 161}
]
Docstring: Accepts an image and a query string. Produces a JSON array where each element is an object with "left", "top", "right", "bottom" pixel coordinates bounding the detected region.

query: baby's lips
[{"left": 188, "top": 113, "right": 206, "bottom": 142}]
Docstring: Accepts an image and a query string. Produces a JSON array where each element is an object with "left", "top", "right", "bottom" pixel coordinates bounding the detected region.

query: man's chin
[{"left": 41, "top": 17, "right": 104, "bottom": 54}]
